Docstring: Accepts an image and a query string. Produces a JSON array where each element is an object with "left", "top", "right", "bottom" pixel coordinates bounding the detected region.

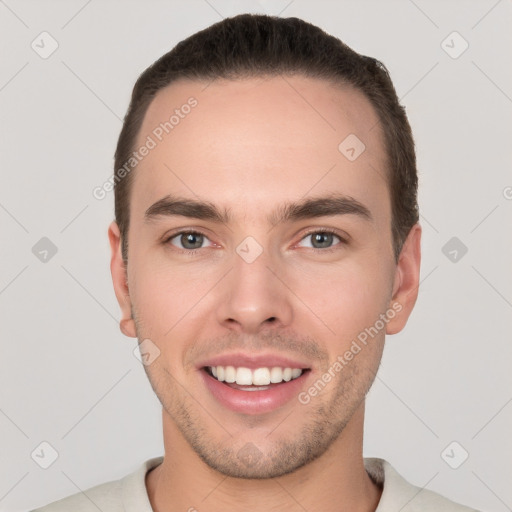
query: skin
[{"left": 109, "top": 76, "right": 421, "bottom": 512}]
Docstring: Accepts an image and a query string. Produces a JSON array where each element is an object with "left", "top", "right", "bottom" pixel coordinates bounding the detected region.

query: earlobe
[
  {"left": 386, "top": 223, "right": 422, "bottom": 335},
  {"left": 108, "top": 221, "right": 137, "bottom": 338}
]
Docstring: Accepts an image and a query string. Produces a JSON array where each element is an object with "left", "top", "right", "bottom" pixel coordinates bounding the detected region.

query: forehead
[{"left": 132, "top": 76, "right": 389, "bottom": 224}]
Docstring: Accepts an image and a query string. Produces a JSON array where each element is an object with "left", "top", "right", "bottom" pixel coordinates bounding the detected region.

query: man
[{"left": 34, "top": 13, "right": 478, "bottom": 512}]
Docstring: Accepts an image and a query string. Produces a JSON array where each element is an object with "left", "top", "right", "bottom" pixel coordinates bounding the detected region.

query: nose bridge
[{"left": 216, "top": 240, "right": 293, "bottom": 332}]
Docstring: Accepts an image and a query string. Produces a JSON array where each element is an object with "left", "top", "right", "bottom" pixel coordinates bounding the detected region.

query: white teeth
[
  {"left": 225, "top": 365, "right": 236, "bottom": 383},
  {"left": 236, "top": 367, "right": 253, "bottom": 385},
  {"left": 270, "top": 367, "right": 283, "bottom": 383},
  {"left": 291, "top": 368, "right": 302, "bottom": 379},
  {"left": 252, "top": 368, "right": 271, "bottom": 386},
  {"left": 209, "top": 365, "right": 303, "bottom": 385}
]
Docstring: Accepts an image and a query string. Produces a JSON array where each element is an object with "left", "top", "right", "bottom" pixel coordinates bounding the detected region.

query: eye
[
  {"left": 167, "top": 231, "right": 213, "bottom": 251},
  {"left": 297, "top": 230, "right": 344, "bottom": 250}
]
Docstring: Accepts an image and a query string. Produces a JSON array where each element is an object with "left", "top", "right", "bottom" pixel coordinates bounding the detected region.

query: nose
[{"left": 215, "top": 248, "right": 293, "bottom": 334}]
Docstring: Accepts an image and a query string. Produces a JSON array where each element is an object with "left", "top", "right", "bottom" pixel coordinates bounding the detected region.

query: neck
[{"left": 146, "top": 403, "right": 381, "bottom": 512}]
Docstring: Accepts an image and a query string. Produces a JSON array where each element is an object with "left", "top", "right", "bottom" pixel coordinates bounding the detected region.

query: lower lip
[{"left": 201, "top": 369, "right": 309, "bottom": 415}]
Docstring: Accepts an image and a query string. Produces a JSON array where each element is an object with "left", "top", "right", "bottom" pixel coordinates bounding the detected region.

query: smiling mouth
[{"left": 204, "top": 365, "right": 309, "bottom": 390}]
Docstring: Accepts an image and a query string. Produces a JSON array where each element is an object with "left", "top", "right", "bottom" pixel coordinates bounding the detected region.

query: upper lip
[{"left": 197, "top": 352, "right": 312, "bottom": 370}]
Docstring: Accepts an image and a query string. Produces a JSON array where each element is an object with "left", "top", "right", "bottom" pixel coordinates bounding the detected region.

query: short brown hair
[{"left": 114, "top": 14, "right": 418, "bottom": 261}]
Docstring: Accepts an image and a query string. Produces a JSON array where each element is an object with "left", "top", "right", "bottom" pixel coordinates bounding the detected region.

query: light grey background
[{"left": 1, "top": 0, "right": 511, "bottom": 510}]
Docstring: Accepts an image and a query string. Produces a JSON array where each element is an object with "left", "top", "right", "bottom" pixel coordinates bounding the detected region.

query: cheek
[
  {"left": 128, "top": 256, "right": 219, "bottom": 339},
  {"left": 291, "top": 257, "right": 393, "bottom": 343}
]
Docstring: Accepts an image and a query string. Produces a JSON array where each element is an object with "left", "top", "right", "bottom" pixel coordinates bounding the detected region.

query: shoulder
[
  {"left": 364, "top": 458, "right": 480, "bottom": 512},
  {"left": 30, "top": 456, "right": 164, "bottom": 512},
  {"left": 30, "top": 479, "right": 123, "bottom": 512}
]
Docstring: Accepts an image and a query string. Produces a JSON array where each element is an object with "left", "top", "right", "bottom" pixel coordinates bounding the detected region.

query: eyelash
[
  {"left": 163, "top": 228, "right": 347, "bottom": 255},
  {"left": 163, "top": 230, "right": 213, "bottom": 257},
  {"left": 299, "top": 228, "right": 347, "bottom": 253}
]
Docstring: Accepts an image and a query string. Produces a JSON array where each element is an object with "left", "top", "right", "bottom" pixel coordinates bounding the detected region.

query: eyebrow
[{"left": 144, "top": 193, "right": 372, "bottom": 225}]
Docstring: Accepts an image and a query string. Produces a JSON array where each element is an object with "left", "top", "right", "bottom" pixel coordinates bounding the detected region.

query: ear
[
  {"left": 108, "top": 221, "right": 137, "bottom": 338},
  {"left": 386, "top": 223, "right": 422, "bottom": 335}
]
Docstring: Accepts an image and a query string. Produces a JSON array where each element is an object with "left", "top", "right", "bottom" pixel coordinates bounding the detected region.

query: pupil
[
  {"left": 313, "top": 233, "right": 332, "bottom": 248},
  {"left": 182, "top": 233, "right": 202, "bottom": 249}
]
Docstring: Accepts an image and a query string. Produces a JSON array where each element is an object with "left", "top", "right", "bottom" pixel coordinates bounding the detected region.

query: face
[{"left": 109, "top": 76, "right": 421, "bottom": 478}]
